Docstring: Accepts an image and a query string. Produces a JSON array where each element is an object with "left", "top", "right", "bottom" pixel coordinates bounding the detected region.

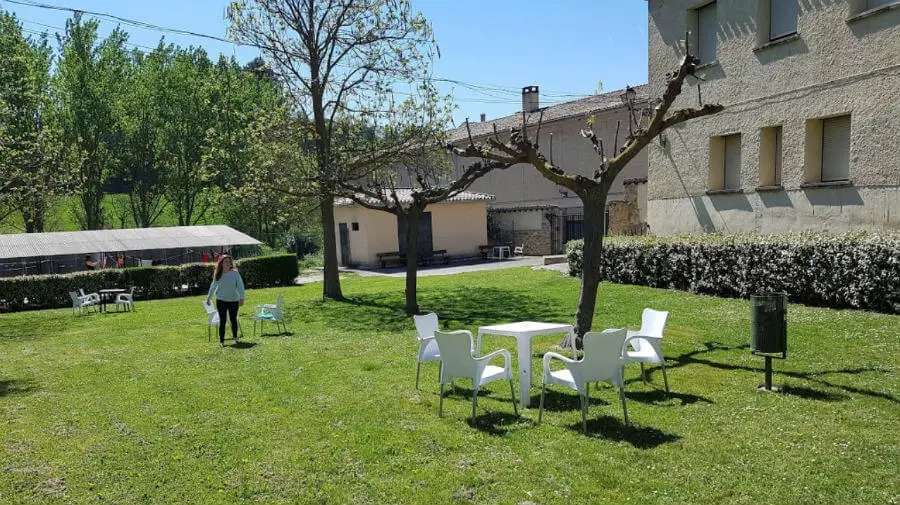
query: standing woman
[{"left": 206, "top": 255, "right": 245, "bottom": 346}]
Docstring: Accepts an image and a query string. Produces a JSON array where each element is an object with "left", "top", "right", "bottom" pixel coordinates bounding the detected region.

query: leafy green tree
[
  {"left": 0, "top": 12, "right": 67, "bottom": 232},
  {"left": 115, "top": 42, "right": 173, "bottom": 227},
  {"left": 227, "top": 0, "right": 446, "bottom": 301},
  {"left": 158, "top": 47, "right": 217, "bottom": 226},
  {"left": 54, "top": 13, "right": 129, "bottom": 230}
]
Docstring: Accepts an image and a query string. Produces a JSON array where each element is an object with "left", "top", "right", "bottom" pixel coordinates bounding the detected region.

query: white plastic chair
[
  {"left": 253, "top": 294, "right": 287, "bottom": 336},
  {"left": 413, "top": 312, "right": 441, "bottom": 389},
  {"left": 539, "top": 328, "right": 629, "bottom": 432},
  {"left": 69, "top": 291, "right": 95, "bottom": 314},
  {"left": 115, "top": 287, "right": 135, "bottom": 312},
  {"left": 434, "top": 330, "right": 518, "bottom": 419},
  {"left": 204, "top": 301, "right": 220, "bottom": 342},
  {"left": 513, "top": 244, "right": 524, "bottom": 256},
  {"left": 622, "top": 308, "right": 670, "bottom": 394},
  {"left": 79, "top": 289, "right": 100, "bottom": 304}
]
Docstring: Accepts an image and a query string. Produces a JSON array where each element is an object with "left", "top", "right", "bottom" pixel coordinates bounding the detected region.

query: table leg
[{"left": 517, "top": 336, "right": 531, "bottom": 408}]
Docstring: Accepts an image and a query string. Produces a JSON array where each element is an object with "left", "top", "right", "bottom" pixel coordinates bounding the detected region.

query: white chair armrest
[
  {"left": 476, "top": 348, "right": 512, "bottom": 370},
  {"left": 543, "top": 351, "right": 577, "bottom": 369}
]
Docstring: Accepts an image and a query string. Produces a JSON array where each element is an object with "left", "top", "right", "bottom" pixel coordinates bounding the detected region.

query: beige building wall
[
  {"left": 451, "top": 108, "right": 649, "bottom": 210},
  {"left": 647, "top": 0, "right": 900, "bottom": 234},
  {"left": 333, "top": 201, "right": 488, "bottom": 267},
  {"left": 431, "top": 202, "right": 488, "bottom": 255}
]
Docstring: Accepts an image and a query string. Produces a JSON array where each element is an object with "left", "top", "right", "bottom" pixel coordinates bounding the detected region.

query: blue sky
[{"left": 0, "top": 0, "right": 649, "bottom": 126}]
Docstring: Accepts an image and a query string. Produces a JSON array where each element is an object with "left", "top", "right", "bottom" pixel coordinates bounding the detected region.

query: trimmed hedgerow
[
  {"left": 565, "top": 232, "right": 900, "bottom": 313},
  {"left": 0, "top": 254, "right": 298, "bottom": 312}
]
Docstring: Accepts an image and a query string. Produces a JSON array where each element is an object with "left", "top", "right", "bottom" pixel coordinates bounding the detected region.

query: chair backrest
[
  {"left": 434, "top": 330, "right": 476, "bottom": 379},
  {"left": 413, "top": 312, "right": 439, "bottom": 341},
  {"left": 203, "top": 301, "right": 219, "bottom": 324},
  {"left": 275, "top": 294, "right": 284, "bottom": 309},
  {"left": 639, "top": 308, "right": 669, "bottom": 339},
  {"left": 69, "top": 291, "right": 79, "bottom": 304},
  {"left": 514, "top": 244, "right": 523, "bottom": 253},
  {"left": 581, "top": 329, "right": 628, "bottom": 383}
]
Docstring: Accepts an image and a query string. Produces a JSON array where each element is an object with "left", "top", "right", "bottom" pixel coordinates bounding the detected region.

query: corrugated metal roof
[
  {"left": 335, "top": 189, "right": 495, "bottom": 207},
  {"left": 447, "top": 84, "right": 650, "bottom": 143},
  {"left": 0, "top": 225, "right": 261, "bottom": 260}
]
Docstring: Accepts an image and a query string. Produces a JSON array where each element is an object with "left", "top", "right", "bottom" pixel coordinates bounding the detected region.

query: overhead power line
[{"left": 2, "top": 0, "right": 596, "bottom": 102}]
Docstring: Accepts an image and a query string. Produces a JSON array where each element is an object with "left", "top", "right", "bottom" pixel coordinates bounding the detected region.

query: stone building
[
  {"left": 647, "top": 0, "right": 900, "bottom": 234},
  {"left": 447, "top": 85, "right": 650, "bottom": 254}
]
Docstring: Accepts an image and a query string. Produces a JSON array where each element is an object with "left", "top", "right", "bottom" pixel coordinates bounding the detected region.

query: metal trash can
[
  {"left": 750, "top": 293, "right": 787, "bottom": 391},
  {"left": 750, "top": 293, "right": 787, "bottom": 357}
]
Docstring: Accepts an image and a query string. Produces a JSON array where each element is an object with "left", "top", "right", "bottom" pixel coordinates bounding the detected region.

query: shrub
[
  {"left": 0, "top": 254, "right": 298, "bottom": 313},
  {"left": 236, "top": 254, "right": 298, "bottom": 288},
  {"left": 565, "top": 232, "right": 900, "bottom": 313}
]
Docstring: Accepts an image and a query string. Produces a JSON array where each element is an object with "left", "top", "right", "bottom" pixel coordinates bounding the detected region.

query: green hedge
[
  {"left": 565, "top": 233, "right": 900, "bottom": 313},
  {"left": 0, "top": 254, "right": 299, "bottom": 312}
]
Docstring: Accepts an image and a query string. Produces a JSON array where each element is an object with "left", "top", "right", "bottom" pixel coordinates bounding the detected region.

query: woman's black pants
[{"left": 216, "top": 300, "right": 239, "bottom": 342}]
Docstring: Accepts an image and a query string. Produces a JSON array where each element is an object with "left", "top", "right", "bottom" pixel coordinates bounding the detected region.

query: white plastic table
[
  {"left": 492, "top": 245, "right": 510, "bottom": 260},
  {"left": 477, "top": 321, "right": 576, "bottom": 407}
]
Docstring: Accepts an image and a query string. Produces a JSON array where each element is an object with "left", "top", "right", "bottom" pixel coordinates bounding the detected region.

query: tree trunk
[
  {"left": 403, "top": 208, "right": 422, "bottom": 315},
  {"left": 320, "top": 192, "right": 343, "bottom": 300},
  {"left": 568, "top": 191, "right": 607, "bottom": 349}
]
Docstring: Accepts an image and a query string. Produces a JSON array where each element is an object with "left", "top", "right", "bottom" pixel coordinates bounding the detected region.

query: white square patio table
[{"left": 477, "top": 321, "right": 576, "bottom": 407}]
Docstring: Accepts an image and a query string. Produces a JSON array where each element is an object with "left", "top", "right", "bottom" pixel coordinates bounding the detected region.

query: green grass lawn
[{"left": 0, "top": 269, "right": 897, "bottom": 504}]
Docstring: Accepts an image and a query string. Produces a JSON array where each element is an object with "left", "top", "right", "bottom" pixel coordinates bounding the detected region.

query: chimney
[
  {"left": 522, "top": 85, "right": 539, "bottom": 113},
  {"left": 480, "top": 113, "right": 486, "bottom": 122}
]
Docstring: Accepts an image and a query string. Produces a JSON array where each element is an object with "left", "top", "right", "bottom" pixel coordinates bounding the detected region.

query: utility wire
[{"left": 3, "top": 0, "right": 597, "bottom": 102}]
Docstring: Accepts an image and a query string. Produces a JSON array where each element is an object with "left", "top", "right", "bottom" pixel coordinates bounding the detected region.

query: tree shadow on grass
[
  {"left": 321, "top": 286, "right": 574, "bottom": 334},
  {"left": 573, "top": 416, "right": 681, "bottom": 449},
  {"left": 625, "top": 390, "right": 714, "bottom": 406},
  {"left": 0, "top": 379, "right": 36, "bottom": 397},
  {"left": 778, "top": 385, "right": 848, "bottom": 402},
  {"left": 666, "top": 341, "right": 898, "bottom": 404}
]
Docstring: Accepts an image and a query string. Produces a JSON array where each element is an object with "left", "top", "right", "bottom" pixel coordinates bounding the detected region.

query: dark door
[
  {"left": 338, "top": 223, "right": 351, "bottom": 266},
  {"left": 397, "top": 212, "right": 433, "bottom": 256},
  {"left": 564, "top": 213, "right": 584, "bottom": 243}
]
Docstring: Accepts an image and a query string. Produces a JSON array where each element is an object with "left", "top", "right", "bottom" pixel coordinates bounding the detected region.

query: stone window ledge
[
  {"left": 847, "top": 1, "right": 900, "bottom": 23},
  {"left": 705, "top": 188, "right": 744, "bottom": 195},
  {"left": 755, "top": 185, "right": 784, "bottom": 192},
  {"left": 753, "top": 33, "right": 800, "bottom": 53},
  {"left": 800, "top": 180, "right": 854, "bottom": 189}
]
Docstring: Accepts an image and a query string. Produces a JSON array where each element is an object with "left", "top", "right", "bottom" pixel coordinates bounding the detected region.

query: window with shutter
[
  {"left": 759, "top": 126, "right": 783, "bottom": 187},
  {"left": 769, "top": 0, "right": 799, "bottom": 40},
  {"left": 774, "top": 127, "right": 783, "bottom": 185},
  {"left": 724, "top": 134, "right": 741, "bottom": 190},
  {"left": 697, "top": 2, "right": 717, "bottom": 64},
  {"left": 821, "top": 115, "right": 851, "bottom": 182}
]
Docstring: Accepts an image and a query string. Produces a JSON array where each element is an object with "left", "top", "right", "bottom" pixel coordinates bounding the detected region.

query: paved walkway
[{"left": 295, "top": 256, "right": 566, "bottom": 284}]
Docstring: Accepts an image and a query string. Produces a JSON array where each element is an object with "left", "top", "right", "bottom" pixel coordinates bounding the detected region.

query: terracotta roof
[
  {"left": 447, "top": 84, "right": 649, "bottom": 143},
  {"left": 335, "top": 189, "right": 495, "bottom": 207}
]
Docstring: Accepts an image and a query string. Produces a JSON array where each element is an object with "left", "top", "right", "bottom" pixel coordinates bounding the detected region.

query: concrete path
[{"left": 294, "top": 256, "right": 566, "bottom": 284}]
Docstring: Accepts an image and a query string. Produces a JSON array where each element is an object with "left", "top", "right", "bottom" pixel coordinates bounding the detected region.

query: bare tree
[
  {"left": 227, "top": 0, "right": 442, "bottom": 301},
  {"left": 342, "top": 134, "right": 508, "bottom": 314},
  {"left": 450, "top": 52, "right": 723, "bottom": 346}
]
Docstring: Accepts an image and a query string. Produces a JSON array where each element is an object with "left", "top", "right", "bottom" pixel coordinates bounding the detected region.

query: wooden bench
[
  {"left": 421, "top": 249, "right": 449, "bottom": 266},
  {"left": 376, "top": 251, "right": 405, "bottom": 269}
]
